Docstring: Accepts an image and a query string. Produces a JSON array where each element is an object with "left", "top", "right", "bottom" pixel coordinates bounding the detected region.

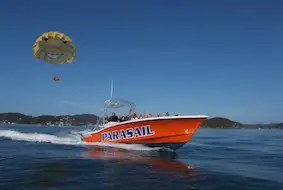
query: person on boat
[
  {"left": 109, "top": 112, "right": 119, "bottom": 122},
  {"left": 132, "top": 112, "right": 138, "bottom": 119},
  {"left": 165, "top": 112, "right": 170, "bottom": 116},
  {"left": 119, "top": 116, "right": 127, "bottom": 122}
]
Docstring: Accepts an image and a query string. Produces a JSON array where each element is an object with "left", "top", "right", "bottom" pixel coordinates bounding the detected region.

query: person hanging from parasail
[{"left": 53, "top": 76, "right": 60, "bottom": 83}]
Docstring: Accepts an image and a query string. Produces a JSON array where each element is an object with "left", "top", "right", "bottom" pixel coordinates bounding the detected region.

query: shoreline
[{"left": 0, "top": 123, "right": 282, "bottom": 129}]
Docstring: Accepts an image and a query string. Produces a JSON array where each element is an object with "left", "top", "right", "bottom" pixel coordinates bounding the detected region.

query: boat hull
[{"left": 83, "top": 116, "right": 208, "bottom": 150}]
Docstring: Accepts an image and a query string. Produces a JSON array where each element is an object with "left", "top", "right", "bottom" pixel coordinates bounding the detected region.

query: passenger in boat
[
  {"left": 119, "top": 116, "right": 128, "bottom": 122},
  {"left": 132, "top": 112, "right": 138, "bottom": 119},
  {"left": 126, "top": 115, "right": 131, "bottom": 121},
  {"left": 108, "top": 112, "right": 119, "bottom": 122},
  {"left": 165, "top": 112, "right": 170, "bottom": 116}
]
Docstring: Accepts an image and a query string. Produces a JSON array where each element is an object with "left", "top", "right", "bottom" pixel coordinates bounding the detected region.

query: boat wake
[
  {"left": 0, "top": 129, "right": 82, "bottom": 145},
  {"left": 0, "top": 129, "right": 165, "bottom": 152}
]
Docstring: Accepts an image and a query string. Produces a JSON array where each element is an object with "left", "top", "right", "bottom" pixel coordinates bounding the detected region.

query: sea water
[{"left": 0, "top": 124, "right": 282, "bottom": 190}]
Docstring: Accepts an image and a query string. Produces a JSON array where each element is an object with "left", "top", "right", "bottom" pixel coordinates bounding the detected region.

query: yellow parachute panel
[{"left": 33, "top": 31, "right": 76, "bottom": 64}]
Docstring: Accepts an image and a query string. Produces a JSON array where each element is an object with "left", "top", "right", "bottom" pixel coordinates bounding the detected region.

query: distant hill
[
  {"left": 276, "top": 123, "right": 283, "bottom": 129},
  {"left": 0, "top": 112, "right": 282, "bottom": 128},
  {"left": 244, "top": 123, "right": 283, "bottom": 129},
  {"left": 201, "top": 117, "right": 283, "bottom": 129},
  {"left": 201, "top": 117, "right": 243, "bottom": 128},
  {"left": 0, "top": 112, "right": 32, "bottom": 124},
  {"left": 0, "top": 112, "right": 99, "bottom": 126}
]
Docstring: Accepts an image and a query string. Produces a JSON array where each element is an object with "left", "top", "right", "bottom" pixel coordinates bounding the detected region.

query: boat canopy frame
[
  {"left": 103, "top": 98, "right": 136, "bottom": 118},
  {"left": 95, "top": 80, "right": 137, "bottom": 125}
]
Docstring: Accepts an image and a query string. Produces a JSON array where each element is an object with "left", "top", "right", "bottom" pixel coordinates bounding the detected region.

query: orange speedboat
[{"left": 82, "top": 98, "right": 208, "bottom": 150}]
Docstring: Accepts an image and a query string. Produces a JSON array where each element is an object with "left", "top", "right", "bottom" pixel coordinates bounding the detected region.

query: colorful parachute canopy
[{"left": 32, "top": 31, "right": 76, "bottom": 64}]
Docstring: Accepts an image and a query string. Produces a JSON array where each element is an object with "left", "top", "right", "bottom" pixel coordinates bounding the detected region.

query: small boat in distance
[{"left": 82, "top": 81, "right": 208, "bottom": 150}]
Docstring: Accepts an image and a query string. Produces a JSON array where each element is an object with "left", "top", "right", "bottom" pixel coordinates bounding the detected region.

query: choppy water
[{"left": 0, "top": 124, "right": 282, "bottom": 190}]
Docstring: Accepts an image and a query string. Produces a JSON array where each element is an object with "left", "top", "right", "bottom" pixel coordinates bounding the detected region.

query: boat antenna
[
  {"left": 110, "top": 79, "right": 113, "bottom": 99},
  {"left": 101, "top": 79, "right": 114, "bottom": 127}
]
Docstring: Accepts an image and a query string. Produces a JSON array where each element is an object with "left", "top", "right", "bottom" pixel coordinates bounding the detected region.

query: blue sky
[{"left": 0, "top": 0, "right": 282, "bottom": 123}]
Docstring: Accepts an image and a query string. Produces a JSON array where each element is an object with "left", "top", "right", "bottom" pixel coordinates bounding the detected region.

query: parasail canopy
[{"left": 32, "top": 31, "right": 76, "bottom": 64}]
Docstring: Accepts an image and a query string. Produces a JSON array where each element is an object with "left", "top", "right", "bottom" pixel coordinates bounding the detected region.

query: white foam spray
[
  {"left": 0, "top": 129, "right": 160, "bottom": 151},
  {"left": 0, "top": 129, "right": 82, "bottom": 145}
]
